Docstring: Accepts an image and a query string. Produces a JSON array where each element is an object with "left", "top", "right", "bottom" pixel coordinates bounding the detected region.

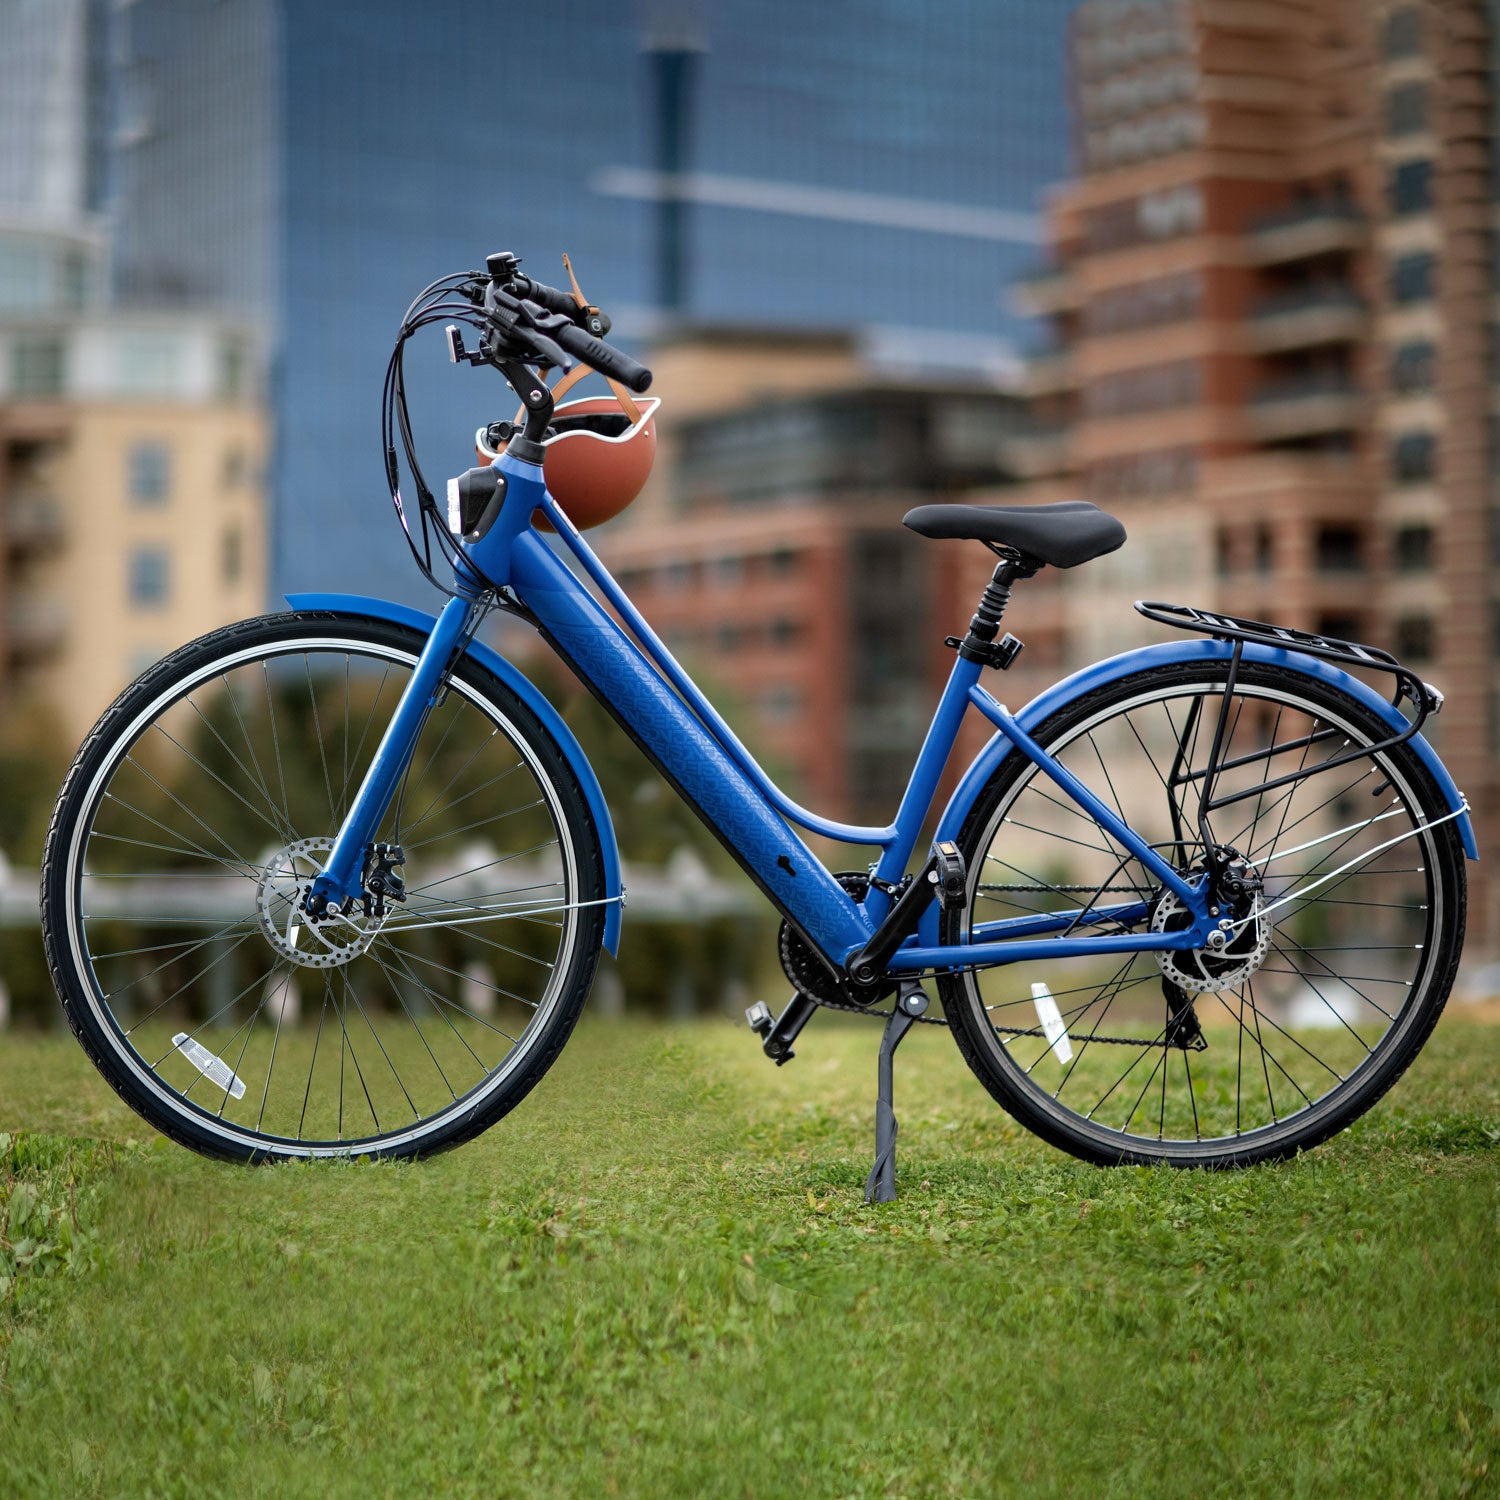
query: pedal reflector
[
  {"left": 1029, "top": 983, "right": 1072, "bottom": 1064},
  {"left": 171, "top": 1033, "right": 247, "bottom": 1099}
]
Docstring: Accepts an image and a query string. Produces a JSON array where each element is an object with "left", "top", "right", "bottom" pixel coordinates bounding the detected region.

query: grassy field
[{"left": 1, "top": 1009, "right": 1496, "bottom": 1499}]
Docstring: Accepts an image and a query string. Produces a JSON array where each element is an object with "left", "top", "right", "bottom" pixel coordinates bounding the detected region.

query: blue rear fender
[
  {"left": 285, "top": 592, "right": 623, "bottom": 954},
  {"left": 920, "top": 638, "right": 1479, "bottom": 946},
  {"left": 936, "top": 638, "right": 1478, "bottom": 858}
]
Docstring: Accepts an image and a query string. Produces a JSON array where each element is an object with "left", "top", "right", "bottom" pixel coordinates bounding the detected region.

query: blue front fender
[
  {"left": 285, "top": 592, "right": 622, "bottom": 954},
  {"left": 934, "top": 637, "right": 1479, "bottom": 862}
]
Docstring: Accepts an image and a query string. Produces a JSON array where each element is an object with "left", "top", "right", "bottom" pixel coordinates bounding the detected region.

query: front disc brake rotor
[{"left": 255, "top": 837, "right": 384, "bottom": 970}]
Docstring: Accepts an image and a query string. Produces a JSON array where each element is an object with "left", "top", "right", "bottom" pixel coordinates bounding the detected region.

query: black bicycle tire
[
  {"left": 939, "top": 658, "right": 1467, "bottom": 1168},
  {"left": 41, "top": 610, "right": 607, "bottom": 1163}
]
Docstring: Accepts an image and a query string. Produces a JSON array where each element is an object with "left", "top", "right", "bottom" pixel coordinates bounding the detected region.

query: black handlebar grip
[
  {"left": 512, "top": 275, "right": 578, "bottom": 318},
  {"left": 554, "top": 323, "right": 653, "bottom": 393}
]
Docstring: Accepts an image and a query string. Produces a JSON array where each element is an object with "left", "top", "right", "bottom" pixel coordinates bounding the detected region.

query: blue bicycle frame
[{"left": 303, "top": 444, "right": 1476, "bottom": 983}]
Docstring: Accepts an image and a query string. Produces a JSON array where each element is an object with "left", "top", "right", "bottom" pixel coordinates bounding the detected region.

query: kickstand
[{"left": 864, "top": 980, "right": 930, "bottom": 1204}]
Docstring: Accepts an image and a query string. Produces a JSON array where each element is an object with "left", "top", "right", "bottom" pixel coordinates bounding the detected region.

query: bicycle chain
[{"left": 785, "top": 876, "right": 1173, "bottom": 1042}]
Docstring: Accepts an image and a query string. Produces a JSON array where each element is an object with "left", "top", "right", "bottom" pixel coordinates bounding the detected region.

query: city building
[
  {"left": 104, "top": 0, "right": 1080, "bottom": 603},
  {"left": 0, "top": 1, "right": 269, "bottom": 748},
  {"left": 594, "top": 329, "right": 1025, "bottom": 822},
  {"left": 997, "top": 0, "right": 1498, "bottom": 955},
  {"left": 0, "top": 232, "right": 267, "bottom": 743}
]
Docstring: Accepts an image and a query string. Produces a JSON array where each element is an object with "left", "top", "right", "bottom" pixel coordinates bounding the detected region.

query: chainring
[{"left": 778, "top": 872, "right": 892, "bottom": 1008}]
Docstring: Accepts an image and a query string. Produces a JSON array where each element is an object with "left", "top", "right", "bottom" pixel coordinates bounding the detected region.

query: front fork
[{"left": 306, "top": 593, "right": 479, "bottom": 911}]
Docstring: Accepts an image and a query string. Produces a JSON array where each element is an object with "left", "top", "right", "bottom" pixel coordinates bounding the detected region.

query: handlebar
[
  {"left": 480, "top": 250, "right": 651, "bottom": 393},
  {"left": 550, "top": 321, "right": 653, "bottom": 393},
  {"left": 508, "top": 272, "right": 597, "bottom": 325}
]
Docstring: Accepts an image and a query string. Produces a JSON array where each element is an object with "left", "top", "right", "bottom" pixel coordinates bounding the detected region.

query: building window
[
  {"left": 768, "top": 547, "right": 798, "bottom": 577},
  {"left": 1390, "top": 341, "right": 1436, "bottom": 393},
  {"left": 713, "top": 555, "right": 745, "bottom": 585},
  {"left": 1315, "top": 525, "right": 1362, "bottom": 573},
  {"left": 1084, "top": 273, "right": 1202, "bottom": 336},
  {"left": 769, "top": 616, "right": 800, "bottom": 648},
  {"left": 10, "top": 335, "right": 66, "bottom": 396},
  {"left": 1086, "top": 446, "right": 1197, "bottom": 500},
  {"left": 1254, "top": 524, "right": 1274, "bottom": 575},
  {"left": 59, "top": 250, "right": 90, "bottom": 309},
  {"left": 221, "top": 447, "right": 248, "bottom": 489},
  {"left": 1394, "top": 614, "right": 1435, "bottom": 661},
  {"left": 762, "top": 684, "right": 803, "bottom": 723},
  {"left": 1215, "top": 528, "right": 1232, "bottom": 577},
  {"left": 1391, "top": 431, "right": 1437, "bottom": 484},
  {"left": 128, "top": 442, "right": 171, "bottom": 505},
  {"left": 1392, "top": 524, "right": 1434, "bottom": 572},
  {"left": 662, "top": 559, "right": 698, "bottom": 591},
  {"left": 1383, "top": 7, "right": 1422, "bottom": 59},
  {"left": 222, "top": 526, "right": 243, "bottom": 585},
  {"left": 1384, "top": 83, "right": 1427, "bottom": 137},
  {"left": 1389, "top": 160, "right": 1432, "bottom": 217},
  {"left": 1390, "top": 253, "right": 1435, "bottom": 304},
  {"left": 218, "top": 339, "right": 247, "bottom": 401},
  {"left": 114, "top": 333, "right": 182, "bottom": 395},
  {"left": 1316, "top": 613, "right": 1362, "bottom": 644},
  {"left": 1083, "top": 360, "right": 1201, "bottom": 419},
  {"left": 128, "top": 548, "right": 170, "bottom": 608}
]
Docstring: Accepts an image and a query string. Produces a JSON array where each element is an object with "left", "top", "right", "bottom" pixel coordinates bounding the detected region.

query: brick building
[{"left": 989, "top": 0, "right": 1498, "bottom": 959}]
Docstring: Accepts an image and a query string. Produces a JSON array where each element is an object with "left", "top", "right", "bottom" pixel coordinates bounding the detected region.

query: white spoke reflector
[
  {"left": 1031, "top": 982, "right": 1073, "bottom": 1064},
  {"left": 171, "top": 1033, "right": 247, "bottom": 1100}
]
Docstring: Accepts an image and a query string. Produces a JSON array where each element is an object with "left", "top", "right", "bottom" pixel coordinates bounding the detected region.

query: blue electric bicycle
[{"left": 42, "top": 253, "right": 1475, "bottom": 1198}]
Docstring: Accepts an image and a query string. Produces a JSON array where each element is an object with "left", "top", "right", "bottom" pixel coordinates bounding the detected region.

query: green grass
[{"left": 1, "top": 1012, "right": 1496, "bottom": 1498}]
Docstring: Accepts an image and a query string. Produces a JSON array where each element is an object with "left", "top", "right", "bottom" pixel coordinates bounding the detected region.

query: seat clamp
[{"left": 946, "top": 633, "right": 1024, "bottom": 670}]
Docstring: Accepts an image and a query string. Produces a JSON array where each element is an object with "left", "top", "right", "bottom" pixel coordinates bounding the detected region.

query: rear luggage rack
[{"left": 1133, "top": 601, "right": 1443, "bottom": 883}]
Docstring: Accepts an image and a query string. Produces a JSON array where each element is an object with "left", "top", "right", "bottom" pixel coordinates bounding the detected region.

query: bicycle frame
[
  {"left": 306, "top": 444, "right": 1229, "bottom": 979},
  {"left": 306, "top": 443, "right": 1476, "bottom": 980}
]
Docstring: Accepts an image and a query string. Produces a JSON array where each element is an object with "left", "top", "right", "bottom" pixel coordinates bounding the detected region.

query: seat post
[{"left": 955, "top": 554, "right": 1037, "bottom": 667}]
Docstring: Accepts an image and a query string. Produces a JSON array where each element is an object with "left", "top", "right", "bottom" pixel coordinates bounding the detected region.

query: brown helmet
[{"left": 476, "top": 388, "right": 659, "bottom": 531}]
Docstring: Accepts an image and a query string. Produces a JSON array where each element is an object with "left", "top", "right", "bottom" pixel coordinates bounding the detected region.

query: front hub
[{"left": 255, "top": 838, "right": 385, "bottom": 970}]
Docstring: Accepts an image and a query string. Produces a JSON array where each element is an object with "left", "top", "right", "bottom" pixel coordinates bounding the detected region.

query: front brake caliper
[{"left": 362, "top": 842, "right": 407, "bottom": 919}]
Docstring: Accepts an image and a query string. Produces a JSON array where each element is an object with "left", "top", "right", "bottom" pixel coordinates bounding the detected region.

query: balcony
[
  {"left": 4, "top": 492, "right": 66, "bottom": 556},
  {"left": 996, "top": 424, "right": 1071, "bottom": 479},
  {"left": 1010, "top": 264, "right": 1081, "bottom": 317},
  {"left": 1247, "top": 199, "right": 1366, "bottom": 266},
  {"left": 1246, "top": 286, "right": 1367, "bottom": 352},
  {"left": 1247, "top": 373, "right": 1366, "bottom": 442}
]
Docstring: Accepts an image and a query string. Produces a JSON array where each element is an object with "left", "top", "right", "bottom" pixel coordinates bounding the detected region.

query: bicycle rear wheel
[
  {"left": 940, "top": 659, "right": 1466, "bottom": 1167},
  {"left": 42, "top": 610, "right": 607, "bottom": 1161}
]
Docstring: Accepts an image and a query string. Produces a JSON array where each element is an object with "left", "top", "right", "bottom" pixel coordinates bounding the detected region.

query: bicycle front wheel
[
  {"left": 42, "top": 610, "right": 607, "bottom": 1161},
  {"left": 940, "top": 658, "right": 1466, "bottom": 1168}
]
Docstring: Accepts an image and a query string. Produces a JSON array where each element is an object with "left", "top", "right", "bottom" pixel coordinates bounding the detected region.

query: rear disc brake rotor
[{"left": 1151, "top": 887, "right": 1270, "bottom": 995}]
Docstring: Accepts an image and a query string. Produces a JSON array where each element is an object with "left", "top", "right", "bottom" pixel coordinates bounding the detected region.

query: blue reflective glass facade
[{"left": 116, "top": 0, "right": 1078, "bottom": 603}]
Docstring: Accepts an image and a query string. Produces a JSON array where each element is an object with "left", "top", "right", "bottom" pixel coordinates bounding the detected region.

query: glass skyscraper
[{"left": 110, "top": 0, "right": 1078, "bottom": 602}]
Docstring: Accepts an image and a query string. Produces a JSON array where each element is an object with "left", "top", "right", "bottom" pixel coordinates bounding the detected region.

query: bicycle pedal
[
  {"left": 932, "top": 841, "right": 967, "bottom": 910},
  {"left": 745, "top": 1002, "right": 774, "bottom": 1039}
]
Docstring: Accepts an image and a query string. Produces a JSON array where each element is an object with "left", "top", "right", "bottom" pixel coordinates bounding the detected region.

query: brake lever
[{"left": 523, "top": 329, "right": 572, "bottom": 371}]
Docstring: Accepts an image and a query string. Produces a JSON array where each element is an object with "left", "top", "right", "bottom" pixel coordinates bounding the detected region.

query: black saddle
[{"left": 902, "top": 501, "right": 1126, "bottom": 569}]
